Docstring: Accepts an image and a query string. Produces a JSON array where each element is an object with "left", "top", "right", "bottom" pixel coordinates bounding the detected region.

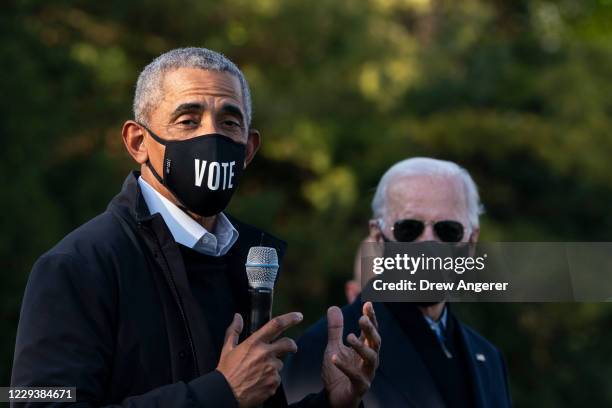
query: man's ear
[
  {"left": 368, "top": 219, "right": 384, "bottom": 243},
  {"left": 244, "top": 128, "right": 261, "bottom": 167},
  {"left": 122, "top": 120, "right": 148, "bottom": 164},
  {"left": 469, "top": 227, "right": 480, "bottom": 243}
]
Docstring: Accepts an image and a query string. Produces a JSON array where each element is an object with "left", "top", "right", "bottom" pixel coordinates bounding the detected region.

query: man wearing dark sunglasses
[{"left": 284, "top": 157, "right": 512, "bottom": 408}]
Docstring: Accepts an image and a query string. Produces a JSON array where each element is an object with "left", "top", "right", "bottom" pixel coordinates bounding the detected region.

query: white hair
[
  {"left": 372, "top": 157, "right": 485, "bottom": 228},
  {"left": 133, "top": 47, "right": 252, "bottom": 126}
]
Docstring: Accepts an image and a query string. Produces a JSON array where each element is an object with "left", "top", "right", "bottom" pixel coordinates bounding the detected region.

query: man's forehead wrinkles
[
  {"left": 385, "top": 179, "right": 468, "bottom": 224},
  {"left": 165, "top": 72, "right": 242, "bottom": 93},
  {"left": 178, "top": 84, "right": 241, "bottom": 97},
  {"left": 152, "top": 69, "right": 245, "bottom": 124},
  {"left": 169, "top": 87, "right": 243, "bottom": 105}
]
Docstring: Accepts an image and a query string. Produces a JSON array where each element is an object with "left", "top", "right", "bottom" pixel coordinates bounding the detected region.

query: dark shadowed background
[{"left": 2, "top": 0, "right": 612, "bottom": 406}]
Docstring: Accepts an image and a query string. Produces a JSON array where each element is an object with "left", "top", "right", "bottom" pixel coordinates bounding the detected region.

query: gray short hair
[
  {"left": 372, "top": 157, "right": 485, "bottom": 229},
  {"left": 133, "top": 47, "right": 252, "bottom": 127}
]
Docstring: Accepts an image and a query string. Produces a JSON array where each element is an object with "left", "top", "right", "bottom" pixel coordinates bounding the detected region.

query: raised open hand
[{"left": 322, "top": 302, "right": 381, "bottom": 408}]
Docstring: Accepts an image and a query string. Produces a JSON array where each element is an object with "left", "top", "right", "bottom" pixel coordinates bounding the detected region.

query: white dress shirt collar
[{"left": 138, "top": 176, "right": 238, "bottom": 257}]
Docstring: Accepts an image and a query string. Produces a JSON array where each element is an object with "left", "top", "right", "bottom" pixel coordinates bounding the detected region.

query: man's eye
[
  {"left": 224, "top": 120, "right": 241, "bottom": 128},
  {"left": 179, "top": 119, "right": 198, "bottom": 126}
]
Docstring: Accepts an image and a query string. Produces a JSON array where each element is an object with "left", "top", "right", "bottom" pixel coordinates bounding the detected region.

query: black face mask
[
  {"left": 381, "top": 238, "right": 471, "bottom": 307},
  {"left": 141, "top": 124, "right": 247, "bottom": 217}
]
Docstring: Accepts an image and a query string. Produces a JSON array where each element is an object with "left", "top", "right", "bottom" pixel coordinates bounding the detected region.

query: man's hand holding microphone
[
  {"left": 217, "top": 312, "right": 302, "bottom": 407},
  {"left": 215, "top": 246, "right": 381, "bottom": 407}
]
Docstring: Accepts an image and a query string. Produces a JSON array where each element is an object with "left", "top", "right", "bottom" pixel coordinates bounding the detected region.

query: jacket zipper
[
  {"left": 162, "top": 257, "right": 200, "bottom": 376},
  {"left": 140, "top": 225, "right": 200, "bottom": 377}
]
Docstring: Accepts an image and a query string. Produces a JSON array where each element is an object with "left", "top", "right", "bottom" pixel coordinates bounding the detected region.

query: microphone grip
[{"left": 248, "top": 287, "right": 273, "bottom": 335}]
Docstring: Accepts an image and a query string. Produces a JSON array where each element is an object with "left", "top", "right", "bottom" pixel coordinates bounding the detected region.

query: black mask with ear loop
[{"left": 140, "top": 124, "right": 247, "bottom": 217}]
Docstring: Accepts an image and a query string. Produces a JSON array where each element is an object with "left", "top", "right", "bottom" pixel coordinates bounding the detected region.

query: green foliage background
[{"left": 2, "top": 0, "right": 612, "bottom": 406}]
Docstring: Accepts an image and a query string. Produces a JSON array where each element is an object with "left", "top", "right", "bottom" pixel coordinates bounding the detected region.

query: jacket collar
[
  {"left": 107, "top": 172, "right": 287, "bottom": 252},
  {"left": 107, "top": 171, "right": 156, "bottom": 223}
]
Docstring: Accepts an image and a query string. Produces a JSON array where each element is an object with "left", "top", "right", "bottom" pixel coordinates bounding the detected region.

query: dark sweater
[{"left": 179, "top": 244, "right": 236, "bottom": 357}]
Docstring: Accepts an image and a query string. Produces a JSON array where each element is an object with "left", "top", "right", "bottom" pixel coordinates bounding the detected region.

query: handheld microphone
[{"left": 245, "top": 246, "right": 279, "bottom": 335}]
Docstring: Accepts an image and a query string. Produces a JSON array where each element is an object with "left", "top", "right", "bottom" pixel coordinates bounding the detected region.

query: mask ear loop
[
  {"left": 145, "top": 161, "right": 165, "bottom": 186},
  {"left": 138, "top": 123, "right": 168, "bottom": 186},
  {"left": 137, "top": 122, "right": 195, "bottom": 215}
]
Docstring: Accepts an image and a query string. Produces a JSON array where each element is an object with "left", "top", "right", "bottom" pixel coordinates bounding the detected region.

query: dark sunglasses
[{"left": 391, "top": 219, "right": 465, "bottom": 243}]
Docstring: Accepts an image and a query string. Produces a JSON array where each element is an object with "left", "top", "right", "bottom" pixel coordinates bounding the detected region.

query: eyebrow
[
  {"left": 170, "top": 102, "right": 205, "bottom": 119},
  {"left": 220, "top": 103, "right": 245, "bottom": 123}
]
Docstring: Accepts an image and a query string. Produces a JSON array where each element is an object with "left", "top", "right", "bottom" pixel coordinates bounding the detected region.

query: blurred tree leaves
[{"left": 2, "top": 0, "right": 612, "bottom": 405}]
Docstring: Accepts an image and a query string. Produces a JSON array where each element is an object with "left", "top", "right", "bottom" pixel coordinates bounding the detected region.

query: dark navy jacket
[
  {"left": 283, "top": 300, "right": 512, "bottom": 408},
  {"left": 11, "top": 172, "right": 327, "bottom": 408}
]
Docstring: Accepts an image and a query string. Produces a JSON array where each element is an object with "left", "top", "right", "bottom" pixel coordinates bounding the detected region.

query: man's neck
[
  {"left": 418, "top": 302, "right": 446, "bottom": 321},
  {"left": 141, "top": 168, "right": 218, "bottom": 232},
  {"left": 189, "top": 209, "right": 217, "bottom": 232}
]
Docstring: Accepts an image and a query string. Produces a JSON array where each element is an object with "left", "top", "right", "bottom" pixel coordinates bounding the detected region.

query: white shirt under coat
[{"left": 138, "top": 176, "right": 239, "bottom": 257}]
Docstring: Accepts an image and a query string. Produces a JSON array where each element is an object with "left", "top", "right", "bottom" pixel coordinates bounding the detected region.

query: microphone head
[{"left": 246, "top": 246, "right": 279, "bottom": 290}]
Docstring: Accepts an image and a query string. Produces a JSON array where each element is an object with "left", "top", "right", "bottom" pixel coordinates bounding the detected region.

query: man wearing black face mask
[
  {"left": 11, "top": 47, "right": 381, "bottom": 408},
  {"left": 283, "top": 158, "right": 512, "bottom": 408}
]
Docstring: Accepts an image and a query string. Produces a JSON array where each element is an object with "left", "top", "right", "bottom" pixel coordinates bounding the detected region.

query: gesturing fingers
[
  {"left": 254, "top": 312, "right": 303, "bottom": 343},
  {"left": 358, "top": 314, "right": 381, "bottom": 353},
  {"left": 269, "top": 336, "right": 298, "bottom": 358},
  {"left": 363, "top": 302, "right": 379, "bottom": 330},
  {"left": 269, "top": 357, "right": 284, "bottom": 372},
  {"left": 331, "top": 352, "right": 369, "bottom": 395},
  {"left": 222, "top": 313, "right": 244, "bottom": 354},
  {"left": 327, "top": 306, "right": 344, "bottom": 346},
  {"left": 346, "top": 333, "right": 377, "bottom": 370}
]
